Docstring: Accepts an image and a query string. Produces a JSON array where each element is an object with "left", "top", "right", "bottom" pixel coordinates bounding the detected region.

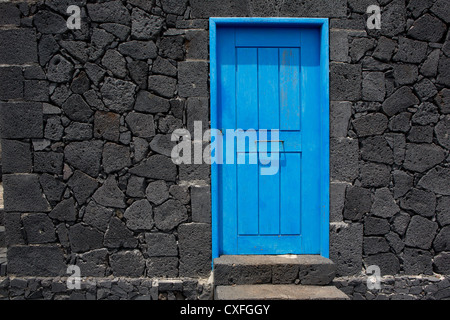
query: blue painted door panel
[{"left": 217, "top": 27, "right": 321, "bottom": 255}]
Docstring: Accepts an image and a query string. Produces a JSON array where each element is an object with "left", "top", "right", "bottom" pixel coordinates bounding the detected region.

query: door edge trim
[{"left": 210, "top": 17, "right": 330, "bottom": 268}]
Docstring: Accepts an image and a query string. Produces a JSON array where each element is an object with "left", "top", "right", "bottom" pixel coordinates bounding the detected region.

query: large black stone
[
  {"left": 191, "top": 186, "right": 211, "bottom": 223},
  {"left": 1, "top": 140, "right": 32, "bottom": 173},
  {"left": 145, "top": 180, "right": 169, "bottom": 206},
  {"left": 382, "top": 86, "right": 419, "bottom": 116},
  {"left": 433, "top": 252, "right": 450, "bottom": 274},
  {"left": 412, "top": 102, "right": 439, "bottom": 125},
  {"left": 330, "top": 63, "right": 361, "bottom": 101},
  {"left": 102, "top": 143, "right": 132, "bottom": 173},
  {"left": 109, "top": 250, "right": 145, "bottom": 277},
  {"left": 400, "top": 188, "right": 436, "bottom": 218},
  {"left": 403, "top": 143, "right": 445, "bottom": 173},
  {"left": 22, "top": 213, "right": 56, "bottom": 244},
  {"left": 178, "top": 61, "right": 209, "bottom": 98},
  {"left": 161, "top": 0, "right": 188, "bottom": 15},
  {"left": 34, "top": 152, "right": 64, "bottom": 175},
  {"left": 343, "top": 186, "right": 372, "bottom": 221},
  {"left": 47, "top": 55, "right": 74, "bottom": 83},
  {"left": 0, "top": 102, "right": 43, "bottom": 139},
  {"left": 104, "top": 217, "right": 138, "bottom": 249},
  {"left": 100, "top": 77, "right": 137, "bottom": 113},
  {"left": 39, "top": 174, "right": 66, "bottom": 203},
  {"left": 147, "top": 257, "right": 178, "bottom": 278},
  {"left": 7, "top": 245, "right": 66, "bottom": 276},
  {"left": 83, "top": 201, "right": 114, "bottom": 232},
  {"left": 418, "top": 166, "right": 450, "bottom": 196},
  {"left": 154, "top": 199, "right": 188, "bottom": 232},
  {"left": 124, "top": 199, "right": 154, "bottom": 231},
  {"left": 178, "top": 223, "right": 212, "bottom": 277},
  {"left": 363, "top": 237, "right": 390, "bottom": 256},
  {"left": 135, "top": 91, "right": 171, "bottom": 114},
  {"left": 94, "top": 111, "right": 120, "bottom": 142},
  {"left": 102, "top": 50, "right": 127, "bottom": 79},
  {"left": 433, "top": 226, "right": 450, "bottom": 252},
  {"left": 87, "top": 1, "right": 131, "bottom": 25},
  {"left": 159, "top": 36, "right": 185, "bottom": 61},
  {"left": 146, "top": 233, "right": 178, "bottom": 257},
  {"left": 92, "top": 176, "right": 126, "bottom": 209},
  {"left": 64, "top": 122, "right": 93, "bottom": 141},
  {"left": 330, "top": 223, "right": 363, "bottom": 276},
  {"left": 148, "top": 75, "right": 177, "bottom": 99},
  {"left": 0, "top": 29, "right": 37, "bottom": 64},
  {"left": 128, "top": 60, "right": 148, "bottom": 89},
  {"left": 62, "top": 94, "right": 93, "bottom": 122},
  {"left": 364, "top": 253, "right": 400, "bottom": 276},
  {"left": 360, "top": 162, "right": 391, "bottom": 188},
  {"left": 437, "top": 57, "right": 450, "bottom": 88},
  {"left": 3, "top": 174, "right": 51, "bottom": 212},
  {"left": 131, "top": 7, "right": 163, "bottom": 40},
  {"left": 407, "top": 13, "right": 446, "bottom": 42},
  {"left": 364, "top": 216, "right": 390, "bottom": 236},
  {"left": 69, "top": 223, "right": 104, "bottom": 253},
  {"left": 437, "top": 197, "right": 450, "bottom": 227},
  {"left": 125, "top": 112, "right": 156, "bottom": 138},
  {"left": 49, "top": 198, "right": 77, "bottom": 222},
  {"left": 360, "top": 136, "right": 394, "bottom": 165},
  {"left": 67, "top": 170, "right": 99, "bottom": 205},
  {"left": 330, "top": 138, "right": 359, "bottom": 182},
  {"left": 393, "top": 37, "right": 428, "bottom": 64},
  {"left": 380, "top": 0, "right": 406, "bottom": 37},
  {"left": 65, "top": 141, "right": 103, "bottom": 177},
  {"left": 76, "top": 248, "right": 108, "bottom": 277},
  {"left": 118, "top": 40, "right": 157, "bottom": 60},
  {"left": 371, "top": 188, "right": 399, "bottom": 219},
  {"left": 0, "top": 66, "right": 23, "bottom": 100},
  {"left": 129, "top": 155, "right": 177, "bottom": 181},
  {"left": 405, "top": 215, "right": 438, "bottom": 250}
]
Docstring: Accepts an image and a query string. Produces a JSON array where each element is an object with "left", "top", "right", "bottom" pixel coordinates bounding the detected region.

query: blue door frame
[{"left": 210, "top": 18, "right": 330, "bottom": 262}]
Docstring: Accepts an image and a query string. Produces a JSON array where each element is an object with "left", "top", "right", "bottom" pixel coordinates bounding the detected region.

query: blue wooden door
[{"left": 217, "top": 26, "right": 322, "bottom": 255}]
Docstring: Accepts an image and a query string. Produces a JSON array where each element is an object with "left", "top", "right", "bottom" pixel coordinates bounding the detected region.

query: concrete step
[
  {"left": 215, "top": 284, "right": 349, "bottom": 300},
  {"left": 214, "top": 255, "right": 336, "bottom": 286}
]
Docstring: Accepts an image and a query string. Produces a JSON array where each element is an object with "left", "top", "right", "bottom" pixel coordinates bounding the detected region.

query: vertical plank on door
[
  {"left": 258, "top": 48, "right": 280, "bottom": 235},
  {"left": 236, "top": 48, "right": 258, "bottom": 130},
  {"left": 280, "top": 153, "right": 301, "bottom": 235},
  {"left": 258, "top": 48, "right": 279, "bottom": 130},
  {"left": 259, "top": 153, "right": 280, "bottom": 235},
  {"left": 279, "top": 48, "right": 300, "bottom": 131},
  {"left": 236, "top": 47, "right": 259, "bottom": 236},
  {"left": 237, "top": 153, "right": 259, "bottom": 235}
]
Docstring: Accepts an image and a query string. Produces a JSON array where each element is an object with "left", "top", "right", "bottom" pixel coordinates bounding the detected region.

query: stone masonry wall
[
  {"left": 0, "top": 0, "right": 212, "bottom": 296},
  {"left": 0, "top": 0, "right": 449, "bottom": 300},
  {"left": 328, "top": 0, "right": 450, "bottom": 281}
]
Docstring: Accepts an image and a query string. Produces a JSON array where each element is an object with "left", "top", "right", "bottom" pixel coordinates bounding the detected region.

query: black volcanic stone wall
[
  {"left": 328, "top": 0, "right": 450, "bottom": 281},
  {"left": 0, "top": 0, "right": 212, "bottom": 282},
  {"left": 0, "top": 0, "right": 449, "bottom": 300}
]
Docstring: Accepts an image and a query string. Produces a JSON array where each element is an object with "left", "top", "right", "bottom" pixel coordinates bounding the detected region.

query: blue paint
[
  {"left": 210, "top": 18, "right": 330, "bottom": 262},
  {"left": 320, "top": 19, "right": 330, "bottom": 259}
]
